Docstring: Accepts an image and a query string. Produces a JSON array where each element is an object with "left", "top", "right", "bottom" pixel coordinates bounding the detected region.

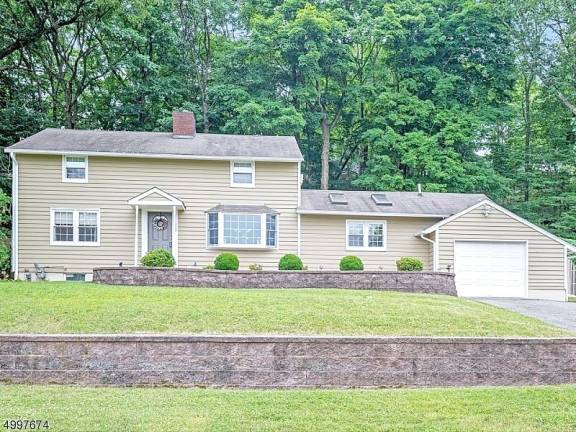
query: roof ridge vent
[
  {"left": 329, "top": 192, "right": 348, "bottom": 205},
  {"left": 371, "top": 193, "right": 393, "bottom": 206}
]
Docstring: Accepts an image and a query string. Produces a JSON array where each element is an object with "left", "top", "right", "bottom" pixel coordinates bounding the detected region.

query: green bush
[
  {"left": 0, "top": 243, "right": 10, "bottom": 278},
  {"left": 339, "top": 256, "right": 364, "bottom": 271},
  {"left": 278, "top": 254, "right": 304, "bottom": 271},
  {"left": 396, "top": 257, "right": 424, "bottom": 271},
  {"left": 214, "top": 252, "right": 239, "bottom": 270},
  {"left": 140, "top": 248, "right": 175, "bottom": 267}
]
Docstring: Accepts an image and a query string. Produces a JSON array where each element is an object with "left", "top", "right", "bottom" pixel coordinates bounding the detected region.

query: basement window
[{"left": 66, "top": 273, "right": 86, "bottom": 282}]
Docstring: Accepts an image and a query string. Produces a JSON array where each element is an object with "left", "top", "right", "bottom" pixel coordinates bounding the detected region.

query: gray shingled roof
[
  {"left": 5, "top": 128, "right": 303, "bottom": 161},
  {"left": 299, "top": 190, "right": 487, "bottom": 217},
  {"left": 206, "top": 205, "right": 279, "bottom": 214}
]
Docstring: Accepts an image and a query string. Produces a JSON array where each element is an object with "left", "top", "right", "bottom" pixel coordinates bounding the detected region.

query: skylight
[
  {"left": 329, "top": 193, "right": 348, "bottom": 205},
  {"left": 371, "top": 193, "right": 393, "bottom": 206}
]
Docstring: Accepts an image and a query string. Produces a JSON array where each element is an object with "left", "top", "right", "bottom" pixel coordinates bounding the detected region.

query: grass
[
  {"left": 569, "top": 296, "right": 576, "bottom": 303},
  {"left": 0, "top": 281, "right": 569, "bottom": 336},
  {"left": 1, "top": 384, "right": 575, "bottom": 431}
]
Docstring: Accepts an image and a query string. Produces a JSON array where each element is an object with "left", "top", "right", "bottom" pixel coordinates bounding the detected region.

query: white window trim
[
  {"left": 230, "top": 160, "right": 255, "bottom": 188},
  {"left": 50, "top": 208, "right": 100, "bottom": 246},
  {"left": 205, "top": 212, "right": 278, "bottom": 250},
  {"left": 346, "top": 219, "right": 387, "bottom": 251},
  {"left": 62, "top": 155, "right": 88, "bottom": 183}
]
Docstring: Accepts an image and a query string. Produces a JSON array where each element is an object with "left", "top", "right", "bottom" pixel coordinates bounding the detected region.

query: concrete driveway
[{"left": 475, "top": 298, "right": 576, "bottom": 331}]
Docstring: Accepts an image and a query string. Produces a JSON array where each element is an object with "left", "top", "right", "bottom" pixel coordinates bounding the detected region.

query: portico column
[
  {"left": 172, "top": 205, "right": 178, "bottom": 266},
  {"left": 134, "top": 205, "right": 139, "bottom": 266}
]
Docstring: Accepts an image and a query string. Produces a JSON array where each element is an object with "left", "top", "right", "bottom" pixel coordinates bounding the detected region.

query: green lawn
[
  {"left": 0, "top": 281, "right": 569, "bottom": 336},
  {"left": 1, "top": 384, "right": 575, "bottom": 431}
]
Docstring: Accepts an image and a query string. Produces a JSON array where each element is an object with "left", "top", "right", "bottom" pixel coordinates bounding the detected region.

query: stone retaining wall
[
  {"left": 93, "top": 267, "right": 456, "bottom": 296},
  {"left": 1, "top": 335, "right": 575, "bottom": 388}
]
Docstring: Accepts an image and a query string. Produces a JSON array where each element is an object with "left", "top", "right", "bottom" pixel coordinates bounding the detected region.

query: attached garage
[
  {"left": 454, "top": 241, "right": 527, "bottom": 298},
  {"left": 421, "top": 200, "right": 576, "bottom": 301}
]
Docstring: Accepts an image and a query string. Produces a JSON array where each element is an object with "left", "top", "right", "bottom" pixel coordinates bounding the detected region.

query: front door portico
[{"left": 128, "top": 187, "right": 186, "bottom": 266}]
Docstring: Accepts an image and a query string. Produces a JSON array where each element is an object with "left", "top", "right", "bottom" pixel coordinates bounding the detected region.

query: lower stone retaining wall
[
  {"left": 1, "top": 335, "right": 575, "bottom": 388},
  {"left": 93, "top": 268, "right": 456, "bottom": 296}
]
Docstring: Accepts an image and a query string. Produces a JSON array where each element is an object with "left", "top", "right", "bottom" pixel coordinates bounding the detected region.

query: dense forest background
[{"left": 0, "top": 0, "right": 574, "bottom": 258}]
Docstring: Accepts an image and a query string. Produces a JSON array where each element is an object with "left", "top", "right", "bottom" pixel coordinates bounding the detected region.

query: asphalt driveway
[{"left": 475, "top": 298, "right": 576, "bottom": 332}]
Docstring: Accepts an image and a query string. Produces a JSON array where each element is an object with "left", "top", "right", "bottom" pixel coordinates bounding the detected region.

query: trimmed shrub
[
  {"left": 140, "top": 248, "right": 175, "bottom": 267},
  {"left": 339, "top": 255, "right": 364, "bottom": 271},
  {"left": 278, "top": 254, "right": 304, "bottom": 271},
  {"left": 396, "top": 257, "right": 424, "bottom": 271},
  {"left": 214, "top": 252, "right": 239, "bottom": 271}
]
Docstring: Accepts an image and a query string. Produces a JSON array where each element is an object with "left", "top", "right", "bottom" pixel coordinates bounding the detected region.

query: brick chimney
[{"left": 172, "top": 110, "right": 196, "bottom": 138}]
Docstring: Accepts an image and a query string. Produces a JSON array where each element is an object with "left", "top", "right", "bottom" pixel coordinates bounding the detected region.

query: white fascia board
[
  {"left": 297, "top": 209, "right": 448, "bottom": 218},
  {"left": 128, "top": 187, "right": 185, "bottom": 209},
  {"left": 420, "top": 199, "right": 576, "bottom": 252},
  {"left": 4, "top": 148, "right": 303, "bottom": 162}
]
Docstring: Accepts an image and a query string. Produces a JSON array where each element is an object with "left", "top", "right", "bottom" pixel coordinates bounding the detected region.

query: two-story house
[{"left": 6, "top": 111, "right": 575, "bottom": 300}]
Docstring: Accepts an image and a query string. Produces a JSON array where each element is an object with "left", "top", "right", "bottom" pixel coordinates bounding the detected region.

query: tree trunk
[
  {"left": 201, "top": 73, "right": 209, "bottom": 132},
  {"left": 522, "top": 74, "right": 534, "bottom": 202},
  {"left": 320, "top": 116, "right": 330, "bottom": 190}
]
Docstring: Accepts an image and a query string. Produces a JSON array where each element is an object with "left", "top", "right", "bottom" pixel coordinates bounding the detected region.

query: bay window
[
  {"left": 51, "top": 209, "right": 100, "bottom": 246},
  {"left": 207, "top": 212, "right": 277, "bottom": 248},
  {"left": 346, "top": 220, "right": 386, "bottom": 250}
]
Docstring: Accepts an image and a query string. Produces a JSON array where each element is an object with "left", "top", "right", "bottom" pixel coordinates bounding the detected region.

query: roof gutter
[
  {"left": 297, "top": 209, "right": 449, "bottom": 218},
  {"left": 3, "top": 148, "right": 304, "bottom": 163}
]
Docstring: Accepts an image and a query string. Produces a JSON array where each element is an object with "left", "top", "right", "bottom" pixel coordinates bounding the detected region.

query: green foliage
[
  {"left": 339, "top": 256, "right": 364, "bottom": 271},
  {"left": 278, "top": 254, "right": 304, "bottom": 271},
  {"left": 0, "top": 0, "right": 574, "bottom": 245},
  {"left": 140, "top": 248, "right": 175, "bottom": 267},
  {"left": 396, "top": 257, "right": 424, "bottom": 272},
  {"left": 0, "top": 243, "right": 10, "bottom": 277},
  {"left": 214, "top": 253, "right": 239, "bottom": 271}
]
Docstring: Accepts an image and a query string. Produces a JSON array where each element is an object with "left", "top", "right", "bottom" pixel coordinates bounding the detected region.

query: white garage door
[{"left": 454, "top": 241, "right": 527, "bottom": 297}]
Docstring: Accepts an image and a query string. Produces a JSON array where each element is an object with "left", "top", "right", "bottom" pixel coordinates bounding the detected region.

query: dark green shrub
[
  {"left": 339, "top": 255, "right": 364, "bottom": 271},
  {"left": 396, "top": 257, "right": 424, "bottom": 271},
  {"left": 214, "top": 252, "right": 239, "bottom": 270},
  {"left": 140, "top": 248, "right": 175, "bottom": 267},
  {"left": 278, "top": 254, "right": 304, "bottom": 271},
  {"left": 0, "top": 243, "right": 10, "bottom": 278}
]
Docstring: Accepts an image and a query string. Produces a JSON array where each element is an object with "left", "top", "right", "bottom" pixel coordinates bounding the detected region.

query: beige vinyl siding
[
  {"left": 438, "top": 205, "right": 566, "bottom": 294},
  {"left": 17, "top": 154, "right": 298, "bottom": 273},
  {"left": 300, "top": 215, "right": 438, "bottom": 271}
]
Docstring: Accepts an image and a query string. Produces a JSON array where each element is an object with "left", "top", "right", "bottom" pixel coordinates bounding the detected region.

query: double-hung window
[
  {"left": 346, "top": 220, "right": 386, "bottom": 250},
  {"left": 207, "top": 212, "right": 277, "bottom": 248},
  {"left": 51, "top": 209, "right": 100, "bottom": 246},
  {"left": 230, "top": 161, "right": 255, "bottom": 187},
  {"left": 62, "top": 156, "right": 88, "bottom": 182}
]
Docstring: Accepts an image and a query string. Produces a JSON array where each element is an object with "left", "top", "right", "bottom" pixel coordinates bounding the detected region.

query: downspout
[
  {"left": 419, "top": 232, "right": 437, "bottom": 271},
  {"left": 10, "top": 153, "right": 18, "bottom": 278},
  {"left": 297, "top": 161, "right": 302, "bottom": 256}
]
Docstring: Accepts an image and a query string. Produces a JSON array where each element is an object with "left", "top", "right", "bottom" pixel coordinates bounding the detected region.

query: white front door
[{"left": 454, "top": 241, "right": 527, "bottom": 297}]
